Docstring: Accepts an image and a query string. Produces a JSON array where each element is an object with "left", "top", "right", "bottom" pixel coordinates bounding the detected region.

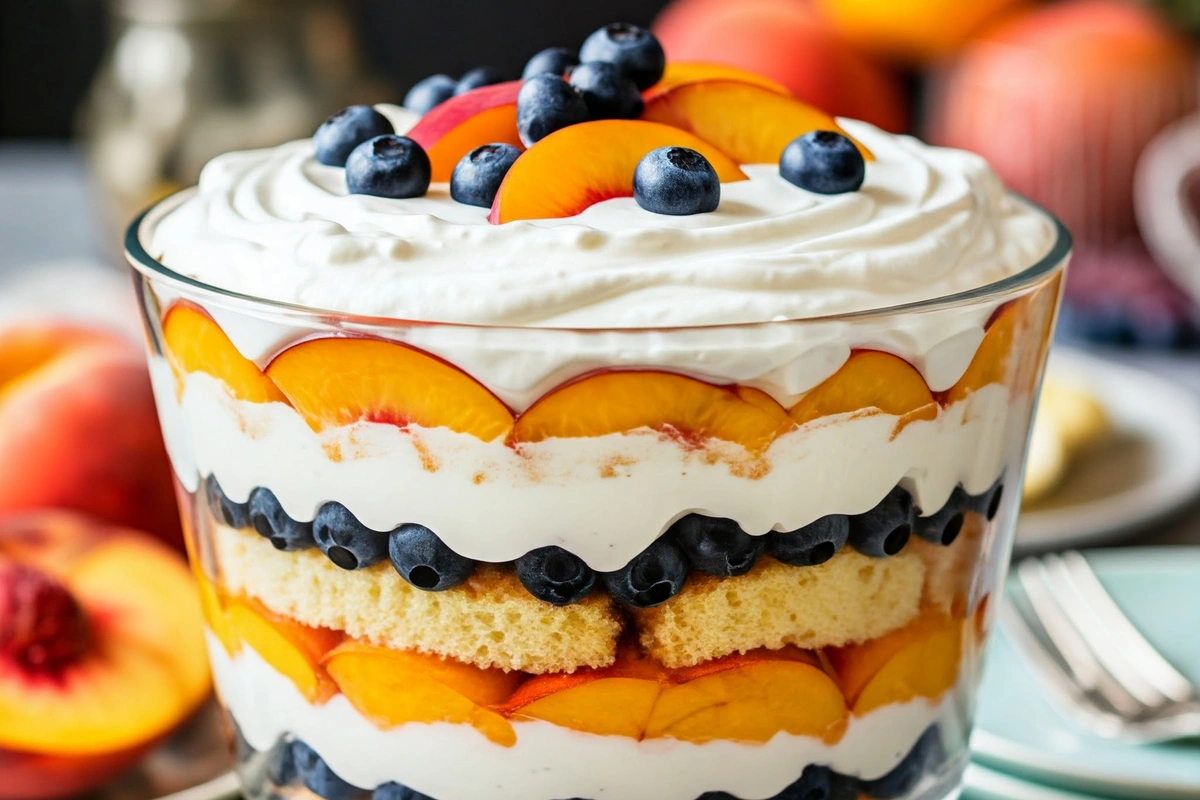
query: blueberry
[
  {"left": 450, "top": 143, "right": 522, "bottom": 208},
  {"left": 848, "top": 486, "right": 914, "bottom": 558},
  {"left": 915, "top": 486, "right": 969, "bottom": 546},
  {"left": 389, "top": 523, "right": 476, "bottom": 591},
  {"left": 516, "top": 74, "right": 589, "bottom": 147},
  {"left": 313, "top": 105, "right": 394, "bottom": 168},
  {"left": 567, "top": 61, "right": 643, "bottom": 120},
  {"left": 292, "top": 741, "right": 369, "bottom": 800},
  {"left": 859, "top": 726, "right": 945, "bottom": 799},
  {"left": 515, "top": 546, "right": 597, "bottom": 605},
  {"left": 780, "top": 131, "right": 866, "bottom": 195},
  {"left": 777, "top": 765, "right": 860, "bottom": 800},
  {"left": 312, "top": 502, "right": 389, "bottom": 570},
  {"left": 579, "top": 22, "right": 666, "bottom": 90},
  {"left": 456, "top": 66, "right": 507, "bottom": 95},
  {"left": 968, "top": 479, "right": 1005, "bottom": 521},
  {"left": 634, "top": 147, "right": 721, "bottom": 216},
  {"left": 264, "top": 737, "right": 297, "bottom": 786},
  {"left": 403, "top": 74, "right": 457, "bottom": 114},
  {"left": 248, "top": 487, "right": 315, "bottom": 552},
  {"left": 373, "top": 782, "right": 432, "bottom": 800},
  {"left": 602, "top": 536, "right": 688, "bottom": 608},
  {"left": 205, "top": 476, "right": 250, "bottom": 529},
  {"left": 523, "top": 46, "right": 579, "bottom": 80},
  {"left": 769, "top": 515, "right": 850, "bottom": 567},
  {"left": 669, "top": 515, "right": 764, "bottom": 578},
  {"left": 345, "top": 135, "right": 431, "bottom": 199}
]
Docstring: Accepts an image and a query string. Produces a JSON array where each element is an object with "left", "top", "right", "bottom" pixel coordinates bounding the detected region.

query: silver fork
[{"left": 1000, "top": 550, "right": 1200, "bottom": 742}]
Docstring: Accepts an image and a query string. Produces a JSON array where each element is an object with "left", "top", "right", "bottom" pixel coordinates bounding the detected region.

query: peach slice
[
  {"left": 0, "top": 516, "right": 210, "bottom": 757},
  {"left": 407, "top": 81, "right": 524, "bottom": 182},
  {"left": 266, "top": 337, "right": 514, "bottom": 441},
  {"left": 324, "top": 641, "right": 520, "bottom": 746},
  {"left": 500, "top": 646, "right": 665, "bottom": 738},
  {"left": 826, "top": 610, "right": 964, "bottom": 715},
  {"left": 646, "top": 62, "right": 791, "bottom": 100},
  {"left": 647, "top": 648, "right": 847, "bottom": 743},
  {"left": 511, "top": 371, "right": 792, "bottom": 452},
  {"left": 226, "top": 597, "right": 342, "bottom": 703},
  {"left": 944, "top": 302, "right": 1023, "bottom": 405},
  {"left": 195, "top": 572, "right": 239, "bottom": 657},
  {"left": 489, "top": 119, "right": 747, "bottom": 224},
  {"left": 641, "top": 80, "right": 874, "bottom": 164},
  {"left": 789, "top": 351, "right": 938, "bottom": 427},
  {"left": 162, "top": 304, "right": 287, "bottom": 405}
]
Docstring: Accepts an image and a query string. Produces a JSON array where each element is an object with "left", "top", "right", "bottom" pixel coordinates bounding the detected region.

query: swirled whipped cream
[{"left": 149, "top": 108, "right": 1055, "bottom": 328}]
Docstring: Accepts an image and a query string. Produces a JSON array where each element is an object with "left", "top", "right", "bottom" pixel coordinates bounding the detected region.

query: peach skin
[{"left": 407, "top": 81, "right": 524, "bottom": 182}]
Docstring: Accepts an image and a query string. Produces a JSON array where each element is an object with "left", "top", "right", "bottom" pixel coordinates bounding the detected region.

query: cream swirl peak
[{"left": 149, "top": 113, "right": 1053, "bottom": 328}]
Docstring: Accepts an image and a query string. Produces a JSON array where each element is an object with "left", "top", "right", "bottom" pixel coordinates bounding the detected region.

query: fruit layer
[
  {"left": 161, "top": 367, "right": 1023, "bottom": 573},
  {"left": 212, "top": 633, "right": 961, "bottom": 800}
]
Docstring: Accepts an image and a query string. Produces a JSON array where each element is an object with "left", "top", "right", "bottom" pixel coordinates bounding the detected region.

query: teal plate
[
  {"left": 963, "top": 763, "right": 1114, "bottom": 800},
  {"left": 972, "top": 547, "right": 1200, "bottom": 799}
]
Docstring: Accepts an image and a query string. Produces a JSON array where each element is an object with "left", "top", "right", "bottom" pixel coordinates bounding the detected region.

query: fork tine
[
  {"left": 1061, "top": 551, "right": 1198, "bottom": 704},
  {"left": 1041, "top": 553, "right": 1167, "bottom": 708},
  {"left": 1015, "top": 558, "right": 1146, "bottom": 719}
]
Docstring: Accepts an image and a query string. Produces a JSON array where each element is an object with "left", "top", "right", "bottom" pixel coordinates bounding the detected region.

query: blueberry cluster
[
  {"left": 238, "top": 726, "right": 945, "bottom": 800},
  {"left": 205, "top": 475, "right": 1002, "bottom": 611}
]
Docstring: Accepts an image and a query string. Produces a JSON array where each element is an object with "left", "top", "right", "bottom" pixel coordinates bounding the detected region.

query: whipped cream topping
[{"left": 149, "top": 111, "right": 1055, "bottom": 329}]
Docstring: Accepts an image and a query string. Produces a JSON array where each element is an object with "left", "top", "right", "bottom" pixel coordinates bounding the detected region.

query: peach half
[
  {"left": 489, "top": 119, "right": 746, "bottom": 223},
  {"left": 510, "top": 370, "right": 793, "bottom": 452},
  {"left": 266, "top": 337, "right": 514, "bottom": 441},
  {"left": 406, "top": 81, "right": 524, "bottom": 182},
  {"left": 641, "top": 80, "right": 873, "bottom": 164}
]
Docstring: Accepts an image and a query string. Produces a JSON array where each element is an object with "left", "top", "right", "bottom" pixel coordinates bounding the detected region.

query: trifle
[{"left": 126, "top": 22, "right": 1068, "bottom": 800}]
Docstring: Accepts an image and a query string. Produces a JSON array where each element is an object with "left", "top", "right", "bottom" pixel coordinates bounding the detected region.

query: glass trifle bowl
[{"left": 124, "top": 39, "right": 1069, "bottom": 800}]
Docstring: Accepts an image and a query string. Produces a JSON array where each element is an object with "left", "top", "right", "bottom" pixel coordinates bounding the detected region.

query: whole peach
[{"left": 0, "top": 325, "right": 181, "bottom": 549}]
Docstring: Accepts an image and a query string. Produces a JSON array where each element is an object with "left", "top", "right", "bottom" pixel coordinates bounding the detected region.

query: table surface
[{"left": 3, "top": 142, "right": 1198, "bottom": 549}]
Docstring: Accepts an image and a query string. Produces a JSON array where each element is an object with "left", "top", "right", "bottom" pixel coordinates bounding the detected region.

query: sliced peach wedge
[
  {"left": 789, "top": 351, "right": 937, "bottom": 427},
  {"left": 944, "top": 301, "right": 1023, "bottom": 405},
  {"left": 510, "top": 371, "right": 793, "bottom": 452},
  {"left": 641, "top": 80, "right": 874, "bottom": 164},
  {"left": 225, "top": 596, "right": 343, "bottom": 703},
  {"left": 407, "top": 81, "right": 524, "bottom": 182},
  {"left": 645, "top": 62, "right": 791, "bottom": 101},
  {"left": 266, "top": 338, "right": 514, "bottom": 441},
  {"left": 324, "top": 642, "right": 521, "bottom": 746},
  {"left": 161, "top": 304, "right": 288, "bottom": 405},
  {"left": 490, "top": 120, "right": 746, "bottom": 224}
]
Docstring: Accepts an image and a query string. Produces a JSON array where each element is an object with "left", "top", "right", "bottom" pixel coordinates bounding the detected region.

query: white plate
[
  {"left": 963, "top": 764, "right": 1110, "bottom": 800},
  {"left": 1016, "top": 348, "right": 1200, "bottom": 553}
]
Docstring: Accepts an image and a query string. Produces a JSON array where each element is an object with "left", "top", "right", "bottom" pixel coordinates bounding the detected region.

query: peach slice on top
[
  {"left": 511, "top": 371, "right": 791, "bottom": 452},
  {"left": 789, "top": 351, "right": 937, "bottom": 427},
  {"left": 944, "top": 301, "right": 1022, "bottom": 404},
  {"left": 489, "top": 119, "right": 747, "bottom": 224},
  {"left": 162, "top": 304, "right": 287, "bottom": 404},
  {"left": 406, "top": 81, "right": 524, "bottom": 182},
  {"left": 266, "top": 338, "right": 514, "bottom": 441},
  {"left": 641, "top": 80, "right": 874, "bottom": 164},
  {"left": 646, "top": 62, "right": 791, "bottom": 100},
  {"left": 324, "top": 642, "right": 521, "bottom": 746}
]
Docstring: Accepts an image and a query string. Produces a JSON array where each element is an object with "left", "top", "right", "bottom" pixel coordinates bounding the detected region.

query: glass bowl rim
[{"left": 125, "top": 187, "right": 1072, "bottom": 333}]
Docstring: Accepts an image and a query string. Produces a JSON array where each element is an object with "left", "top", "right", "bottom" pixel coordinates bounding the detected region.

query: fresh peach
[
  {"left": 225, "top": 597, "right": 342, "bottom": 703},
  {"left": 406, "top": 82, "right": 524, "bottom": 182},
  {"left": 489, "top": 120, "right": 746, "bottom": 224},
  {"left": 266, "top": 337, "right": 514, "bottom": 441},
  {"left": 932, "top": 0, "right": 1198, "bottom": 244},
  {"left": 324, "top": 641, "right": 520, "bottom": 746},
  {"left": 790, "top": 351, "right": 937, "bottom": 427},
  {"left": 653, "top": 0, "right": 908, "bottom": 132},
  {"left": 0, "top": 512, "right": 209, "bottom": 799},
  {"left": 647, "top": 648, "right": 847, "bottom": 743},
  {"left": 510, "top": 371, "right": 792, "bottom": 452},
  {"left": 195, "top": 572, "right": 239, "bottom": 658},
  {"left": 646, "top": 62, "right": 790, "bottom": 101},
  {"left": 943, "top": 303, "right": 1021, "bottom": 404},
  {"left": 162, "top": 304, "right": 288, "bottom": 405},
  {"left": 500, "top": 646, "right": 665, "bottom": 738},
  {"left": 813, "top": 0, "right": 1028, "bottom": 63},
  {"left": 642, "top": 80, "right": 873, "bottom": 164},
  {"left": 827, "top": 611, "right": 964, "bottom": 715}
]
